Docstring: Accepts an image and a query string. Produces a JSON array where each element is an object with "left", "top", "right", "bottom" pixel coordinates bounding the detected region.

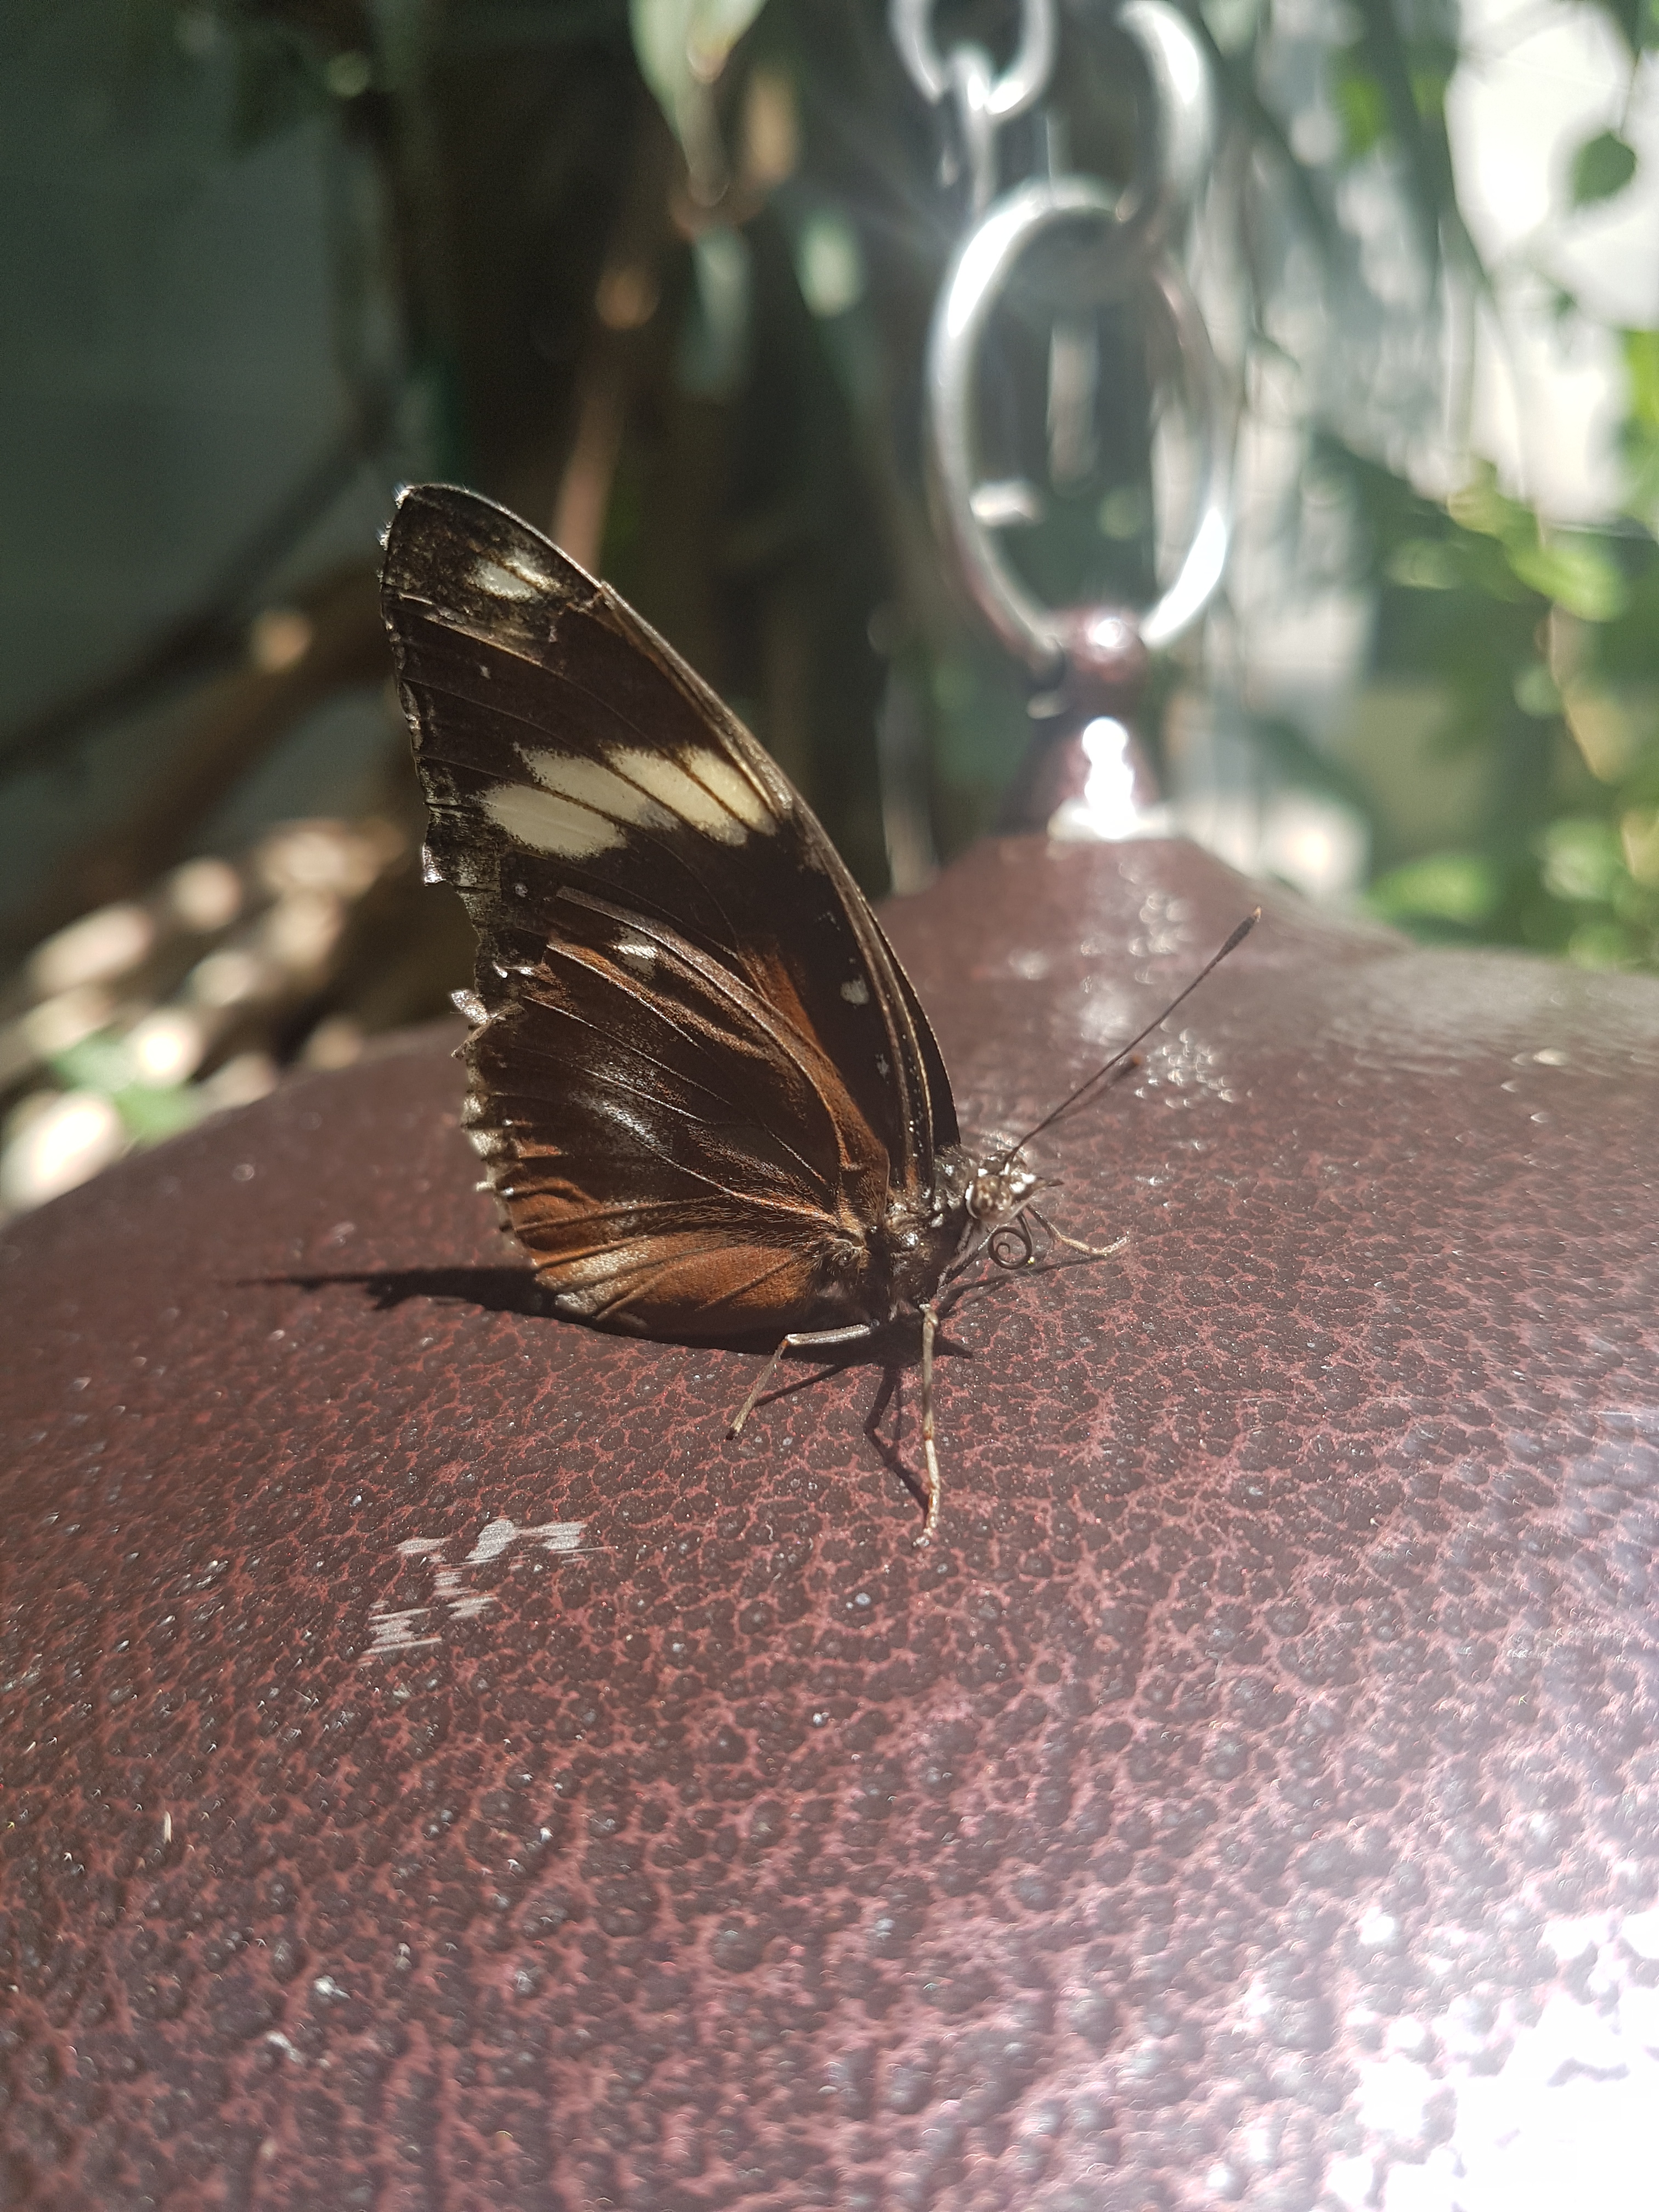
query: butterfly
[{"left": 381, "top": 484, "right": 1254, "bottom": 1542}]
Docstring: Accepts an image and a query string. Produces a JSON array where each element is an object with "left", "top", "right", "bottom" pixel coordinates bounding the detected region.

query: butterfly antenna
[{"left": 994, "top": 908, "right": 1260, "bottom": 1169}]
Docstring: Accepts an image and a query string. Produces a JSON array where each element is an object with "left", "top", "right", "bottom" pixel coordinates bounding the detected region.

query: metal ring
[
  {"left": 1113, "top": 1, "right": 1215, "bottom": 248},
  {"left": 925, "top": 173, "right": 1229, "bottom": 671},
  {"left": 890, "top": 0, "right": 1057, "bottom": 120}
]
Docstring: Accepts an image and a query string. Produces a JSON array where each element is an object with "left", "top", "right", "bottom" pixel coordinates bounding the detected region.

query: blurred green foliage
[
  {"left": 48, "top": 1031, "right": 201, "bottom": 1144},
  {"left": 1209, "top": 0, "right": 1659, "bottom": 976},
  {"left": 1337, "top": 425, "right": 1659, "bottom": 969},
  {"left": 1312, "top": 0, "right": 1659, "bottom": 970},
  {"left": 7, "top": 0, "right": 1659, "bottom": 979}
]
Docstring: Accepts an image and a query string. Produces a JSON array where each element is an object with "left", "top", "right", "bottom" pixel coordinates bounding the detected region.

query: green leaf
[
  {"left": 113, "top": 1085, "right": 201, "bottom": 1145},
  {"left": 1385, "top": 538, "right": 1464, "bottom": 589},
  {"left": 1617, "top": 335, "right": 1659, "bottom": 512},
  {"left": 1369, "top": 852, "right": 1502, "bottom": 924},
  {"left": 1539, "top": 816, "right": 1626, "bottom": 902},
  {"left": 1441, "top": 463, "right": 1628, "bottom": 616},
  {"left": 1446, "top": 463, "right": 1531, "bottom": 543},
  {"left": 49, "top": 1033, "right": 138, "bottom": 1093},
  {"left": 1592, "top": 0, "right": 1645, "bottom": 54},
  {"left": 1567, "top": 919, "right": 1638, "bottom": 966},
  {"left": 1624, "top": 329, "right": 1659, "bottom": 428},
  {"left": 1406, "top": 38, "right": 1457, "bottom": 118},
  {"left": 1513, "top": 661, "right": 1562, "bottom": 717},
  {"left": 1408, "top": 64, "right": 1449, "bottom": 117},
  {"left": 1505, "top": 538, "right": 1628, "bottom": 620},
  {"left": 1570, "top": 129, "right": 1638, "bottom": 206},
  {"left": 1331, "top": 54, "right": 1389, "bottom": 158},
  {"left": 1621, "top": 421, "right": 1659, "bottom": 517}
]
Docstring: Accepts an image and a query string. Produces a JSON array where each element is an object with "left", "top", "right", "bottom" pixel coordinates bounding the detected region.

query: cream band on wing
[
  {"left": 523, "top": 749, "right": 676, "bottom": 829},
  {"left": 470, "top": 555, "right": 549, "bottom": 601},
  {"left": 483, "top": 781, "right": 628, "bottom": 859},
  {"left": 488, "top": 742, "right": 775, "bottom": 855},
  {"left": 579, "top": 746, "right": 775, "bottom": 840}
]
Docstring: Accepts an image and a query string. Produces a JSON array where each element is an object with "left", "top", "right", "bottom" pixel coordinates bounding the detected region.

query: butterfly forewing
[{"left": 382, "top": 484, "right": 960, "bottom": 1338}]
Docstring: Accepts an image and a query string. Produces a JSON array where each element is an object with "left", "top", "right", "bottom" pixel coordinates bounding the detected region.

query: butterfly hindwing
[
  {"left": 381, "top": 484, "right": 960, "bottom": 1336},
  {"left": 460, "top": 887, "right": 892, "bottom": 1334}
]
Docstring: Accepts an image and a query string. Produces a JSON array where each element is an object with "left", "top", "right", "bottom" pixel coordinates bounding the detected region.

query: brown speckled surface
[{"left": 3, "top": 835, "right": 1659, "bottom": 2210}]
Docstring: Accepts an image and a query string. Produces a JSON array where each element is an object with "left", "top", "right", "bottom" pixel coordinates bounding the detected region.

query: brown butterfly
[{"left": 381, "top": 484, "right": 1253, "bottom": 1542}]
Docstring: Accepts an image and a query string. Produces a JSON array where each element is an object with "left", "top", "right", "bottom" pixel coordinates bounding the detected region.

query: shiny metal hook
[
  {"left": 926, "top": 172, "right": 1229, "bottom": 673},
  {"left": 890, "top": 0, "right": 1057, "bottom": 121},
  {"left": 948, "top": 43, "right": 999, "bottom": 216},
  {"left": 1112, "top": 1, "right": 1215, "bottom": 250}
]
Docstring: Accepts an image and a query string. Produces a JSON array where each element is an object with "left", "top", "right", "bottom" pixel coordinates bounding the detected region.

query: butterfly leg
[
  {"left": 726, "top": 1323, "right": 878, "bottom": 1440},
  {"left": 1026, "top": 1206, "right": 1130, "bottom": 1263},
  {"left": 917, "top": 1299, "right": 942, "bottom": 1548}
]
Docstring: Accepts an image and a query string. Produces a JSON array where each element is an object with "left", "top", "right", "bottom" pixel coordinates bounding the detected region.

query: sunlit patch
[
  {"left": 484, "top": 782, "right": 624, "bottom": 859},
  {"left": 548, "top": 1253, "right": 628, "bottom": 1304},
  {"left": 522, "top": 749, "right": 673, "bottom": 831},
  {"left": 472, "top": 556, "right": 546, "bottom": 601}
]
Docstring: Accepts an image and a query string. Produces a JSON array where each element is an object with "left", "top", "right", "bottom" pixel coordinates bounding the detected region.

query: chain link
[
  {"left": 945, "top": 43, "right": 998, "bottom": 215},
  {"left": 911, "top": 3, "right": 1229, "bottom": 669},
  {"left": 889, "top": 0, "right": 1057, "bottom": 121}
]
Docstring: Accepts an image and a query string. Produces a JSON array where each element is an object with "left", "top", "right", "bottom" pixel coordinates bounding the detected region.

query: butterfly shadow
[
  {"left": 245, "top": 1263, "right": 836, "bottom": 1355},
  {"left": 244, "top": 1265, "right": 563, "bottom": 1321},
  {"left": 251, "top": 1243, "right": 1120, "bottom": 1526}
]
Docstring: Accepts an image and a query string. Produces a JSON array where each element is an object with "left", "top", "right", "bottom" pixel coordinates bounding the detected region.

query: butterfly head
[
  {"left": 964, "top": 1152, "right": 1040, "bottom": 1230},
  {"left": 932, "top": 1144, "right": 1040, "bottom": 1239}
]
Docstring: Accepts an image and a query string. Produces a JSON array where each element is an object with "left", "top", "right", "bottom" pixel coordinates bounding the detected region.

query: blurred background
[{"left": 3, "top": 0, "right": 1658, "bottom": 1212}]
